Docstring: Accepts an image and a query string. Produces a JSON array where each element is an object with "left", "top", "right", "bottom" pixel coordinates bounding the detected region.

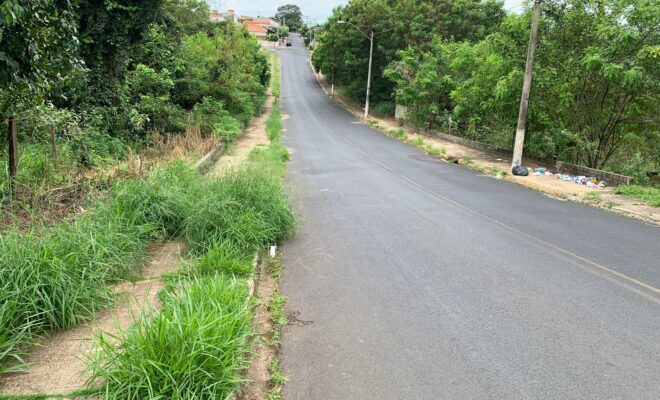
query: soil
[
  {"left": 0, "top": 240, "right": 187, "bottom": 397},
  {"left": 313, "top": 68, "right": 659, "bottom": 226}
]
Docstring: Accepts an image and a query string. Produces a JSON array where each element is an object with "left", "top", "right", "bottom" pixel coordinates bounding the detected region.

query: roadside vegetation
[
  {"left": 1, "top": 0, "right": 269, "bottom": 223},
  {"left": 1, "top": 3, "right": 298, "bottom": 399},
  {"left": 84, "top": 54, "right": 294, "bottom": 398},
  {"left": 312, "top": 0, "right": 659, "bottom": 183},
  {"left": 615, "top": 185, "right": 660, "bottom": 207}
]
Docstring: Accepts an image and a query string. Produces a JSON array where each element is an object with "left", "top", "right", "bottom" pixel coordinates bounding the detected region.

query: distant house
[
  {"left": 240, "top": 16, "right": 280, "bottom": 41},
  {"left": 240, "top": 16, "right": 280, "bottom": 28},
  {"left": 245, "top": 21, "right": 277, "bottom": 40},
  {"left": 210, "top": 9, "right": 238, "bottom": 23}
]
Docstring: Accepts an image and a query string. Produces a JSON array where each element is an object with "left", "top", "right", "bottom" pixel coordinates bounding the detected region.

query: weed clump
[{"left": 88, "top": 276, "right": 252, "bottom": 400}]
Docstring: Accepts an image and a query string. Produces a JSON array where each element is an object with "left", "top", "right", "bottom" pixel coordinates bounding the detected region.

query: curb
[{"left": 195, "top": 144, "right": 225, "bottom": 175}]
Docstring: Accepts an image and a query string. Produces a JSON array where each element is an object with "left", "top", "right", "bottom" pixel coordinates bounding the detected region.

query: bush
[
  {"left": 621, "top": 153, "right": 651, "bottom": 185},
  {"left": 70, "top": 129, "right": 131, "bottom": 168},
  {"left": 192, "top": 97, "right": 242, "bottom": 142},
  {"left": 88, "top": 275, "right": 252, "bottom": 399},
  {"left": 372, "top": 101, "right": 396, "bottom": 117}
]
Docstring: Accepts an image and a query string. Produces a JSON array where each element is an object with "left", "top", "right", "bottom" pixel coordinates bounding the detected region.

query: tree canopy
[
  {"left": 274, "top": 4, "right": 303, "bottom": 31},
  {"left": 312, "top": 0, "right": 505, "bottom": 108},
  {"left": 0, "top": 0, "right": 81, "bottom": 116},
  {"left": 2, "top": 0, "right": 270, "bottom": 177}
]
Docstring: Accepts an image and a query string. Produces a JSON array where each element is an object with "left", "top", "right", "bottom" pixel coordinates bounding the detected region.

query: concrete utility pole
[
  {"left": 511, "top": 0, "right": 542, "bottom": 169},
  {"left": 337, "top": 21, "right": 400, "bottom": 118},
  {"left": 337, "top": 20, "right": 384, "bottom": 118},
  {"left": 365, "top": 30, "right": 374, "bottom": 119}
]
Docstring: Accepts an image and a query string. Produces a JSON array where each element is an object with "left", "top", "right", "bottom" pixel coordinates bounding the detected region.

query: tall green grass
[
  {"left": 1, "top": 156, "right": 294, "bottom": 373},
  {"left": 87, "top": 64, "right": 295, "bottom": 398},
  {"left": 0, "top": 53, "right": 294, "bottom": 399},
  {"left": 88, "top": 275, "right": 252, "bottom": 400},
  {"left": 271, "top": 53, "right": 281, "bottom": 98},
  {"left": 0, "top": 208, "right": 152, "bottom": 372}
]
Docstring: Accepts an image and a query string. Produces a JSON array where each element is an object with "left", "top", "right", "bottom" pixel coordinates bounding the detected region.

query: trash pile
[{"left": 529, "top": 167, "right": 608, "bottom": 187}]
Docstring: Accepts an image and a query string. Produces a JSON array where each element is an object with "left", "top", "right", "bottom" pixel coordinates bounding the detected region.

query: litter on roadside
[
  {"left": 552, "top": 172, "right": 607, "bottom": 187},
  {"left": 511, "top": 164, "right": 609, "bottom": 188}
]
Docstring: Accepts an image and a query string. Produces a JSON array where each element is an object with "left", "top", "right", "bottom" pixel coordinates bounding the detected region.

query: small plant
[
  {"left": 269, "top": 357, "right": 288, "bottom": 386},
  {"left": 606, "top": 201, "right": 621, "bottom": 209},
  {"left": 411, "top": 136, "right": 425, "bottom": 146},
  {"left": 584, "top": 191, "right": 603, "bottom": 204},
  {"left": 425, "top": 144, "right": 441, "bottom": 156},
  {"left": 367, "top": 119, "right": 377, "bottom": 126},
  {"left": 269, "top": 294, "right": 288, "bottom": 348},
  {"left": 615, "top": 185, "right": 660, "bottom": 207},
  {"left": 461, "top": 157, "right": 474, "bottom": 166}
]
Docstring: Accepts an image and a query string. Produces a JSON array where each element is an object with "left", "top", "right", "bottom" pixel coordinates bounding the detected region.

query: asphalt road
[{"left": 278, "top": 34, "right": 660, "bottom": 400}]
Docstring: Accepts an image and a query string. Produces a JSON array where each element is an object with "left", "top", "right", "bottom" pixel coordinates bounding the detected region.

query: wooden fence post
[{"left": 7, "top": 117, "right": 18, "bottom": 195}]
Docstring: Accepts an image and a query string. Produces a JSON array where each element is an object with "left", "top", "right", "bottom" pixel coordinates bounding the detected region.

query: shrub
[
  {"left": 372, "top": 101, "right": 396, "bottom": 117},
  {"left": 192, "top": 97, "right": 242, "bottom": 142},
  {"left": 621, "top": 153, "right": 651, "bottom": 185}
]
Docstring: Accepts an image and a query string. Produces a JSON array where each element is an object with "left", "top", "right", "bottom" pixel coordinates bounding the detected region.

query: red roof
[{"left": 245, "top": 22, "right": 268, "bottom": 33}]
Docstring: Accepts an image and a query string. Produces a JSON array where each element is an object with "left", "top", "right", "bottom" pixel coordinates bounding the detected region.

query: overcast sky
[{"left": 210, "top": 1, "right": 525, "bottom": 22}]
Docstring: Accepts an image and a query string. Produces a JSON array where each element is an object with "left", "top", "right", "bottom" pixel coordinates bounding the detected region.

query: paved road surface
[{"left": 278, "top": 34, "right": 660, "bottom": 400}]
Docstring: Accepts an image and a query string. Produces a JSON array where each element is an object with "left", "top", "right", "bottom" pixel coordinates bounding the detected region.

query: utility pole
[
  {"left": 511, "top": 0, "right": 542, "bottom": 170},
  {"left": 365, "top": 30, "right": 374, "bottom": 119},
  {"left": 337, "top": 21, "right": 398, "bottom": 119}
]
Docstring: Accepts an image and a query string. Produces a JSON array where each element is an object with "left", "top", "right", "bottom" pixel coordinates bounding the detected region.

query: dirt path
[
  {"left": 0, "top": 241, "right": 186, "bottom": 396},
  {"left": 313, "top": 69, "right": 659, "bottom": 226}
]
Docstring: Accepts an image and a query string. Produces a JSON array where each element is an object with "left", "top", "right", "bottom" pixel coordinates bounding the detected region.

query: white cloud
[{"left": 208, "top": 1, "right": 525, "bottom": 23}]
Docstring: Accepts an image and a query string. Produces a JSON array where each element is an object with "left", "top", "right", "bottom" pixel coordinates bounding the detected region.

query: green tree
[
  {"left": 384, "top": 0, "right": 659, "bottom": 173},
  {"left": 312, "top": 0, "right": 505, "bottom": 107},
  {"left": 163, "top": 0, "right": 214, "bottom": 35},
  {"left": 0, "top": 0, "right": 81, "bottom": 117},
  {"left": 274, "top": 4, "right": 303, "bottom": 31},
  {"left": 384, "top": 38, "right": 458, "bottom": 128}
]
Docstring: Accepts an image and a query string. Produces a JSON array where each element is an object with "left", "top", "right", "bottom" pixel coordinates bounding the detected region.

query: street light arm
[{"left": 337, "top": 20, "right": 371, "bottom": 40}]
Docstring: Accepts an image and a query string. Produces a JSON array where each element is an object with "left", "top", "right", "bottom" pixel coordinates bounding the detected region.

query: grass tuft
[
  {"left": 88, "top": 275, "right": 252, "bottom": 400},
  {"left": 614, "top": 185, "right": 660, "bottom": 207}
]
